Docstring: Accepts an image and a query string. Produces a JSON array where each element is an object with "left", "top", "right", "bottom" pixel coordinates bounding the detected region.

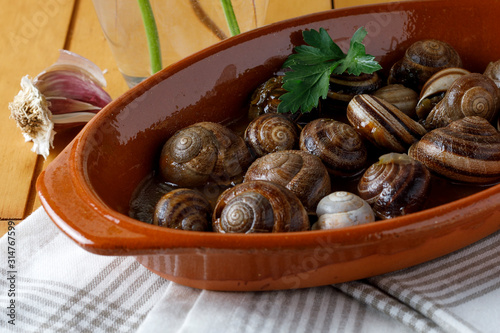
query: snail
[
  {"left": 244, "top": 113, "right": 299, "bottom": 157},
  {"left": 327, "top": 71, "right": 383, "bottom": 104},
  {"left": 415, "top": 67, "right": 471, "bottom": 120},
  {"left": 247, "top": 75, "right": 305, "bottom": 122},
  {"left": 408, "top": 116, "right": 500, "bottom": 184},
  {"left": 244, "top": 150, "right": 331, "bottom": 213},
  {"left": 388, "top": 39, "right": 463, "bottom": 91},
  {"left": 311, "top": 192, "right": 375, "bottom": 230},
  {"left": 299, "top": 118, "right": 367, "bottom": 176},
  {"left": 357, "top": 153, "right": 431, "bottom": 220},
  {"left": 153, "top": 188, "right": 212, "bottom": 231},
  {"left": 347, "top": 94, "right": 427, "bottom": 153},
  {"left": 159, "top": 122, "right": 253, "bottom": 187},
  {"left": 424, "top": 73, "right": 500, "bottom": 129},
  {"left": 212, "top": 180, "right": 309, "bottom": 233},
  {"left": 484, "top": 59, "right": 500, "bottom": 88},
  {"left": 248, "top": 76, "right": 286, "bottom": 119},
  {"left": 373, "top": 84, "right": 419, "bottom": 118}
]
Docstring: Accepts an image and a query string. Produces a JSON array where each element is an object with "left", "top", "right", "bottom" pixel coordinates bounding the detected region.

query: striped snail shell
[
  {"left": 388, "top": 39, "right": 463, "bottom": 90},
  {"left": 299, "top": 118, "right": 367, "bottom": 176},
  {"left": 424, "top": 73, "right": 500, "bottom": 129},
  {"left": 159, "top": 122, "right": 253, "bottom": 187},
  {"left": 409, "top": 116, "right": 500, "bottom": 184},
  {"left": 347, "top": 94, "right": 427, "bottom": 153},
  {"left": 244, "top": 113, "right": 299, "bottom": 157},
  {"left": 484, "top": 59, "right": 500, "bottom": 88},
  {"left": 357, "top": 153, "right": 431, "bottom": 220},
  {"left": 244, "top": 150, "right": 331, "bottom": 213},
  {"left": 212, "top": 180, "right": 309, "bottom": 233},
  {"left": 416, "top": 67, "right": 471, "bottom": 120},
  {"left": 312, "top": 192, "right": 375, "bottom": 230},
  {"left": 327, "top": 72, "right": 383, "bottom": 104},
  {"left": 373, "top": 84, "right": 419, "bottom": 118},
  {"left": 153, "top": 189, "right": 212, "bottom": 231}
]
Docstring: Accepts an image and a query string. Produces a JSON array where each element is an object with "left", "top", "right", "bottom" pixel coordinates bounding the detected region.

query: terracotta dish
[{"left": 38, "top": 0, "right": 500, "bottom": 291}]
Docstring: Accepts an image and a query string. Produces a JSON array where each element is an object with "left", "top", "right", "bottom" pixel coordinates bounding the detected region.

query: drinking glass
[{"left": 92, "top": 0, "right": 270, "bottom": 87}]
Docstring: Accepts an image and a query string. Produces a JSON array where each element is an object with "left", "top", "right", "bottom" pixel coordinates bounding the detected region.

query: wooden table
[{"left": 0, "top": 0, "right": 400, "bottom": 235}]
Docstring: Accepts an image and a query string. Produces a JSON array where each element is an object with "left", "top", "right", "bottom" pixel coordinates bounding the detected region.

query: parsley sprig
[{"left": 277, "top": 27, "right": 382, "bottom": 114}]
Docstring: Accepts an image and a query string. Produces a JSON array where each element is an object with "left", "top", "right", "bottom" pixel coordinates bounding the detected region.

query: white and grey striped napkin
[{"left": 1, "top": 207, "right": 499, "bottom": 333}]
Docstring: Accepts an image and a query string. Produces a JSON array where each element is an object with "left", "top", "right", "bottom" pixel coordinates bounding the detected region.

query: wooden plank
[
  {"left": 265, "top": 0, "right": 332, "bottom": 24},
  {"left": 334, "top": 0, "right": 402, "bottom": 8},
  {"left": 0, "top": 0, "right": 76, "bottom": 220}
]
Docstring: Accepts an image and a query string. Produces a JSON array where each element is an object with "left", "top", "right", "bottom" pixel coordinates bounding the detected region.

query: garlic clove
[
  {"left": 44, "top": 49, "right": 108, "bottom": 88},
  {"left": 35, "top": 71, "right": 111, "bottom": 108},
  {"left": 45, "top": 97, "right": 101, "bottom": 114}
]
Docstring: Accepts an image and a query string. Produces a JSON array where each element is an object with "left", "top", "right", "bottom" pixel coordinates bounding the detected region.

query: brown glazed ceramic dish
[{"left": 37, "top": 0, "right": 500, "bottom": 291}]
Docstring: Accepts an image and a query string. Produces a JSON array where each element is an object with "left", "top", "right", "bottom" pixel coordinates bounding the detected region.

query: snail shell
[
  {"left": 327, "top": 72, "right": 383, "bottom": 103},
  {"left": 357, "top": 153, "right": 431, "bottom": 220},
  {"left": 244, "top": 113, "right": 299, "bottom": 157},
  {"left": 299, "top": 118, "right": 367, "bottom": 176},
  {"left": 248, "top": 75, "right": 303, "bottom": 121},
  {"left": 484, "top": 59, "right": 500, "bottom": 88},
  {"left": 312, "top": 192, "right": 375, "bottom": 230},
  {"left": 416, "top": 67, "right": 471, "bottom": 120},
  {"left": 424, "top": 73, "right": 500, "bottom": 129},
  {"left": 347, "top": 94, "right": 427, "bottom": 153},
  {"left": 409, "top": 116, "right": 500, "bottom": 184},
  {"left": 388, "top": 39, "right": 463, "bottom": 90},
  {"left": 212, "top": 180, "right": 309, "bottom": 233},
  {"left": 373, "top": 84, "right": 419, "bottom": 118},
  {"left": 159, "top": 122, "right": 253, "bottom": 187},
  {"left": 244, "top": 150, "right": 331, "bottom": 212},
  {"left": 248, "top": 76, "right": 285, "bottom": 118},
  {"left": 153, "top": 188, "right": 212, "bottom": 231}
]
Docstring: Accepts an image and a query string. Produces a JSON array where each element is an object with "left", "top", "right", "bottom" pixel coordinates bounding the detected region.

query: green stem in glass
[
  {"left": 220, "top": 0, "right": 240, "bottom": 36},
  {"left": 137, "top": 0, "right": 162, "bottom": 74}
]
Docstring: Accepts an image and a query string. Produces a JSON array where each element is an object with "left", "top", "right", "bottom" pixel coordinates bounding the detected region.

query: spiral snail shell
[
  {"left": 357, "top": 153, "right": 431, "bottom": 220},
  {"left": 212, "top": 180, "right": 309, "bottom": 233},
  {"left": 484, "top": 59, "right": 500, "bottom": 88},
  {"left": 153, "top": 188, "right": 212, "bottom": 231},
  {"left": 409, "top": 116, "right": 500, "bottom": 184},
  {"left": 312, "top": 192, "right": 375, "bottom": 230},
  {"left": 424, "top": 73, "right": 500, "bottom": 129},
  {"left": 347, "top": 94, "right": 427, "bottom": 153},
  {"left": 159, "top": 122, "right": 253, "bottom": 187},
  {"left": 244, "top": 113, "right": 299, "bottom": 157},
  {"left": 248, "top": 76, "right": 285, "bottom": 118},
  {"left": 327, "top": 72, "right": 383, "bottom": 103},
  {"left": 244, "top": 150, "right": 331, "bottom": 212},
  {"left": 373, "top": 84, "right": 419, "bottom": 118},
  {"left": 299, "top": 118, "right": 367, "bottom": 176},
  {"left": 388, "top": 39, "right": 462, "bottom": 90},
  {"left": 415, "top": 67, "right": 471, "bottom": 120}
]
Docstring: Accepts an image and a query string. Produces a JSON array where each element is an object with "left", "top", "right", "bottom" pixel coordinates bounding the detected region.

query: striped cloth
[{"left": 0, "top": 208, "right": 499, "bottom": 332}]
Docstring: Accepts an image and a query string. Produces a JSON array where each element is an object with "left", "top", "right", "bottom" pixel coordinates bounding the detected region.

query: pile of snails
[{"left": 137, "top": 39, "right": 500, "bottom": 233}]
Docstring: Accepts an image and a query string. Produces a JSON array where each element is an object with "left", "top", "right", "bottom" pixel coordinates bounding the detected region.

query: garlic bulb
[{"left": 9, "top": 50, "right": 112, "bottom": 159}]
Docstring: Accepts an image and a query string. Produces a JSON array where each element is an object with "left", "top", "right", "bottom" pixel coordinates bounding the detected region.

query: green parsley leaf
[{"left": 277, "top": 27, "right": 382, "bottom": 114}]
